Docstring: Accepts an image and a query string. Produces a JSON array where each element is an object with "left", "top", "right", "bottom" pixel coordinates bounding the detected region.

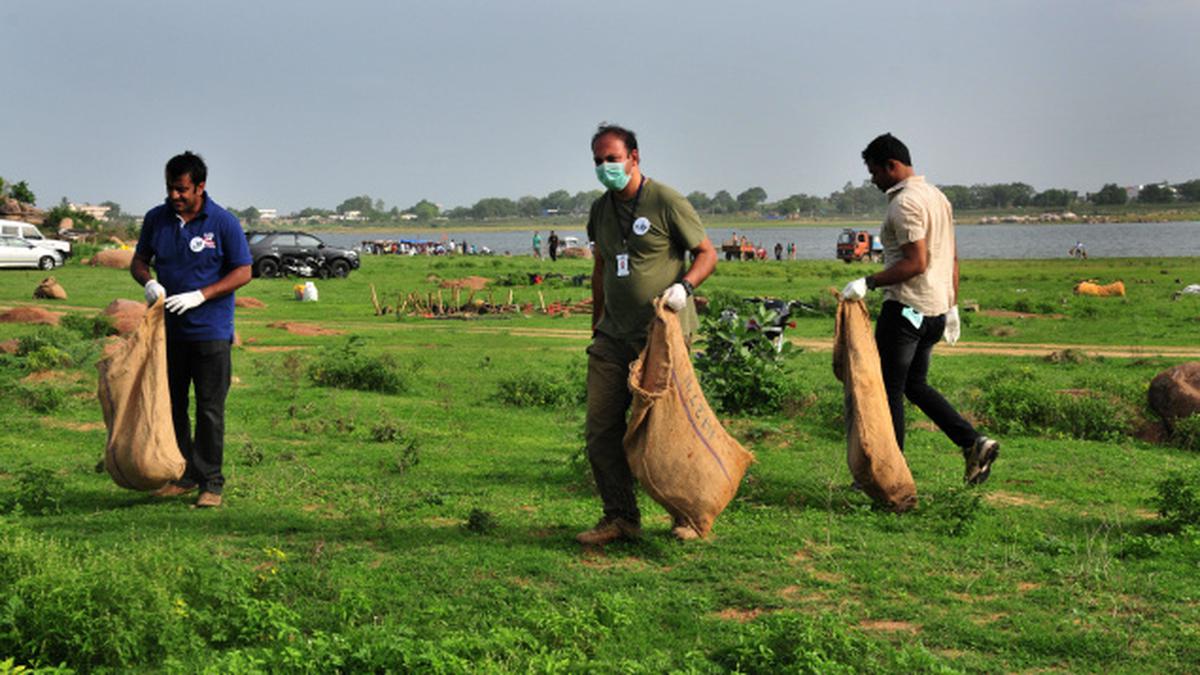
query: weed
[
  {"left": 239, "top": 442, "right": 264, "bottom": 467},
  {"left": 694, "top": 301, "right": 802, "bottom": 415},
  {"left": 496, "top": 367, "right": 585, "bottom": 408},
  {"left": 0, "top": 466, "right": 63, "bottom": 516},
  {"left": 921, "top": 487, "right": 983, "bottom": 537},
  {"left": 308, "top": 336, "right": 409, "bottom": 394},
  {"left": 1171, "top": 413, "right": 1200, "bottom": 452},
  {"left": 20, "top": 386, "right": 66, "bottom": 414},
  {"left": 23, "top": 346, "right": 73, "bottom": 371},
  {"left": 1153, "top": 470, "right": 1200, "bottom": 531},
  {"left": 60, "top": 312, "right": 117, "bottom": 339},
  {"left": 465, "top": 508, "right": 497, "bottom": 534},
  {"left": 971, "top": 368, "right": 1134, "bottom": 440}
]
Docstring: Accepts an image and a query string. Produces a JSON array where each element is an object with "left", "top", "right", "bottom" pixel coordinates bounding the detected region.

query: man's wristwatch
[
  {"left": 865, "top": 276, "right": 877, "bottom": 291},
  {"left": 680, "top": 279, "right": 695, "bottom": 296}
]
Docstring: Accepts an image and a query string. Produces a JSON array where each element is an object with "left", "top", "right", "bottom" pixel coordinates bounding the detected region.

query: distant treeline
[{"left": 239, "top": 178, "right": 1200, "bottom": 225}]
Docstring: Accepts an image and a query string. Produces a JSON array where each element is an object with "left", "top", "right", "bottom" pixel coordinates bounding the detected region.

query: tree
[
  {"left": 773, "top": 193, "right": 822, "bottom": 217},
  {"left": 517, "top": 195, "right": 541, "bottom": 218},
  {"left": 540, "top": 189, "right": 572, "bottom": 213},
  {"left": 242, "top": 206, "right": 261, "bottom": 224},
  {"left": 100, "top": 200, "right": 122, "bottom": 219},
  {"left": 297, "top": 207, "right": 333, "bottom": 218},
  {"left": 10, "top": 181, "right": 36, "bottom": 205},
  {"left": 1173, "top": 179, "right": 1200, "bottom": 202},
  {"left": 374, "top": 198, "right": 386, "bottom": 213},
  {"left": 407, "top": 199, "right": 439, "bottom": 220},
  {"left": 939, "top": 184, "right": 977, "bottom": 210},
  {"left": 571, "top": 190, "right": 603, "bottom": 214},
  {"left": 1031, "top": 189, "right": 1077, "bottom": 208},
  {"left": 336, "top": 195, "right": 374, "bottom": 215},
  {"left": 1090, "top": 183, "right": 1127, "bottom": 206},
  {"left": 1138, "top": 183, "right": 1174, "bottom": 204},
  {"left": 470, "top": 197, "right": 518, "bottom": 219},
  {"left": 685, "top": 191, "right": 711, "bottom": 213},
  {"left": 710, "top": 190, "right": 736, "bottom": 214},
  {"left": 736, "top": 187, "right": 768, "bottom": 212}
]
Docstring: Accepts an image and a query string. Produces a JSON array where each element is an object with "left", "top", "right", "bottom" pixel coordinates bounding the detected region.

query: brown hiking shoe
[
  {"left": 575, "top": 516, "right": 640, "bottom": 545},
  {"left": 670, "top": 521, "right": 703, "bottom": 542},
  {"left": 963, "top": 436, "right": 1000, "bottom": 485},
  {"left": 193, "top": 491, "right": 223, "bottom": 508},
  {"left": 151, "top": 482, "right": 197, "bottom": 498}
]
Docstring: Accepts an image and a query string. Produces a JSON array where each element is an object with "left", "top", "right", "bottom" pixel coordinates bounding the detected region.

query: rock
[
  {"left": 91, "top": 249, "right": 135, "bottom": 269},
  {"left": 103, "top": 298, "right": 146, "bottom": 335},
  {"left": 1148, "top": 362, "right": 1200, "bottom": 431},
  {"left": 235, "top": 296, "right": 267, "bottom": 309},
  {"left": 0, "top": 339, "right": 19, "bottom": 354},
  {"left": 33, "top": 277, "right": 68, "bottom": 300},
  {"left": 58, "top": 217, "right": 74, "bottom": 230}
]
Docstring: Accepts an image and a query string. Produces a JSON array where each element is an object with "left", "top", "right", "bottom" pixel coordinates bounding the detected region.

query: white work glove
[
  {"left": 661, "top": 283, "right": 688, "bottom": 312},
  {"left": 164, "top": 290, "right": 206, "bottom": 315},
  {"left": 842, "top": 277, "right": 868, "bottom": 300},
  {"left": 943, "top": 305, "right": 961, "bottom": 345},
  {"left": 144, "top": 280, "right": 166, "bottom": 305}
]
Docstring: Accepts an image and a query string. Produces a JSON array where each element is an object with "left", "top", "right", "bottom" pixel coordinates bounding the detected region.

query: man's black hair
[
  {"left": 165, "top": 151, "right": 207, "bottom": 185},
  {"left": 861, "top": 133, "right": 911, "bottom": 167},
  {"left": 592, "top": 123, "right": 638, "bottom": 153}
]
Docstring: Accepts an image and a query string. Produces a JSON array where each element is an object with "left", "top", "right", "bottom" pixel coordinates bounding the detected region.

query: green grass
[{"left": 1, "top": 255, "right": 1198, "bottom": 672}]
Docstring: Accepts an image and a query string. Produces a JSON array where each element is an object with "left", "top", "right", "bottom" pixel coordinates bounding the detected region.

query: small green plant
[
  {"left": 496, "top": 368, "right": 585, "bottom": 408},
  {"left": 693, "top": 299, "right": 801, "bottom": 415},
  {"left": 921, "top": 487, "right": 983, "bottom": 537},
  {"left": 239, "top": 442, "right": 265, "bottom": 467},
  {"left": 1172, "top": 413, "right": 1200, "bottom": 452},
  {"left": 21, "top": 386, "right": 66, "bottom": 414},
  {"left": 1, "top": 466, "right": 64, "bottom": 515},
  {"left": 61, "top": 312, "right": 118, "bottom": 339},
  {"left": 23, "top": 346, "right": 72, "bottom": 371},
  {"left": 1153, "top": 470, "right": 1200, "bottom": 531},
  {"left": 308, "top": 336, "right": 409, "bottom": 394},
  {"left": 465, "top": 508, "right": 497, "bottom": 534}
]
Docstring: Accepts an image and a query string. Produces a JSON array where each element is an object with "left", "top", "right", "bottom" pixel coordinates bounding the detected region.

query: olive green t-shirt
[{"left": 586, "top": 179, "right": 707, "bottom": 343}]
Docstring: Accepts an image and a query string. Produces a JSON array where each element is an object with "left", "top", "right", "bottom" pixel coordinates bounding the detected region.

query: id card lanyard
[{"left": 611, "top": 176, "right": 646, "bottom": 278}]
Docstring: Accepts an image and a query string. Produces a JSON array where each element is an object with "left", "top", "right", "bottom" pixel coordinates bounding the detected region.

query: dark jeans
[
  {"left": 875, "top": 300, "right": 977, "bottom": 451},
  {"left": 584, "top": 333, "right": 642, "bottom": 524},
  {"left": 166, "top": 338, "right": 232, "bottom": 494}
]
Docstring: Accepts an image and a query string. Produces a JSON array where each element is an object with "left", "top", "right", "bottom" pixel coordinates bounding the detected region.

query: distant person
[
  {"left": 774, "top": 242, "right": 783, "bottom": 261},
  {"left": 131, "top": 151, "right": 252, "bottom": 508},
  {"left": 1069, "top": 240, "right": 1087, "bottom": 259},
  {"left": 532, "top": 230, "right": 542, "bottom": 258},
  {"left": 577, "top": 122, "right": 718, "bottom": 545},
  {"left": 842, "top": 133, "right": 999, "bottom": 485},
  {"left": 787, "top": 241, "right": 796, "bottom": 260},
  {"left": 548, "top": 230, "right": 560, "bottom": 262}
]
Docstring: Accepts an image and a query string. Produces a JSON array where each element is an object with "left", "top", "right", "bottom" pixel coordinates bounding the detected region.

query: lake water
[{"left": 318, "top": 221, "right": 1200, "bottom": 260}]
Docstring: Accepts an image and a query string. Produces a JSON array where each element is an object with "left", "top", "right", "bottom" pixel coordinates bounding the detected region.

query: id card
[
  {"left": 615, "top": 253, "right": 630, "bottom": 277},
  {"left": 901, "top": 306, "right": 924, "bottom": 329}
]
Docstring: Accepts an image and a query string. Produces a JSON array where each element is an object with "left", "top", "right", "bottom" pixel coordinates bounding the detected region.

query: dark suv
[{"left": 246, "top": 231, "right": 360, "bottom": 278}]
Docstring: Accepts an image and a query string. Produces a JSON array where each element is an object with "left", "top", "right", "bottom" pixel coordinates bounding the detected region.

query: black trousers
[
  {"left": 166, "top": 338, "right": 232, "bottom": 494},
  {"left": 875, "top": 300, "right": 977, "bottom": 451}
]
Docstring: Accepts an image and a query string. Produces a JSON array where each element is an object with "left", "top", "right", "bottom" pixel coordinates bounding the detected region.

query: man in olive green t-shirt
[{"left": 577, "top": 123, "right": 718, "bottom": 546}]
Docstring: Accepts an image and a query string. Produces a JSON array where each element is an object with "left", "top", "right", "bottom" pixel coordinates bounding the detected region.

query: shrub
[
  {"left": 465, "top": 508, "right": 497, "bottom": 534},
  {"left": 60, "top": 312, "right": 117, "bottom": 339},
  {"left": 21, "top": 386, "right": 66, "bottom": 414},
  {"left": 1153, "top": 470, "right": 1200, "bottom": 531},
  {"left": 971, "top": 369, "right": 1134, "bottom": 441},
  {"left": 496, "top": 367, "right": 585, "bottom": 408},
  {"left": 308, "top": 337, "right": 409, "bottom": 394},
  {"left": 1172, "top": 414, "right": 1200, "bottom": 452},
  {"left": 694, "top": 300, "right": 802, "bottom": 415},
  {"left": 0, "top": 466, "right": 64, "bottom": 515}
]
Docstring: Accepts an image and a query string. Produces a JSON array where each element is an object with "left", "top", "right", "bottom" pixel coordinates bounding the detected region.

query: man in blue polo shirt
[{"left": 131, "top": 151, "right": 252, "bottom": 508}]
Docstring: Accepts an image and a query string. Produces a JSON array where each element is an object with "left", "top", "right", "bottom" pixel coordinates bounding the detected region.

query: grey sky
[{"left": 4, "top": 0, "right": 1198, "bottom": 214}]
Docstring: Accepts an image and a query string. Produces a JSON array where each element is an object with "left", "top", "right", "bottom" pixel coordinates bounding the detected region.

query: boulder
[
  {"left": 33, "top": 277, "right": 68, "bottom": 300},
  {"left": 58, "top": 217, "right": 74, "bottom": 230},
  {"left": 1148, "top": 362, "right": 1200, "bottom": 431},
  {"left": 91, "top": 249, "right": 135, "bottom": 269},
  {"left": 104, "top": 298, "right": 147, "bottom": 335},
  {"left": 0, "top": 306, "right": 61, "bottom": 326}
]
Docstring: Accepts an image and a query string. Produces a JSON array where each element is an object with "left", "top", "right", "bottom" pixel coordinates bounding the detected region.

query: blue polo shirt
[{"left": 135, "top": 194, "right": 252, "bottom": 342}]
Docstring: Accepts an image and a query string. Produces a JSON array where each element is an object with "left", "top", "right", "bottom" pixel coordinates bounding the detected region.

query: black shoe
[{"left": 963, "top": 436, "right": 1000, "bottom": 485}]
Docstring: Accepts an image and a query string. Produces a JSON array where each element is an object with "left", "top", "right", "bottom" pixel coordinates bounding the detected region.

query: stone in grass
[{"left": 1148, "top": 362, "right": 1200, "bottom": 432}]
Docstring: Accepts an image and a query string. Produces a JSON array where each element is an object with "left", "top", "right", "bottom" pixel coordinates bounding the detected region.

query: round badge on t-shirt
[
  {"left": 632, "top": 217, "right": 651, "bottom": 236},
  {"left": 189, "top": 236, "right": 206, "bottom": 253}
]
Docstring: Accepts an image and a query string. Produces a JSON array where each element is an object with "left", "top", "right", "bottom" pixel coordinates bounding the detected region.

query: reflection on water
[{"left": 318, "top": 221, "right": 1200, "bottom": 260}]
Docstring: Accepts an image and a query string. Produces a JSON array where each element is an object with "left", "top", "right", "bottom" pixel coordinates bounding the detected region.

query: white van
[{"left": 0, "top": 219, "right": 72, "bottom": 258}]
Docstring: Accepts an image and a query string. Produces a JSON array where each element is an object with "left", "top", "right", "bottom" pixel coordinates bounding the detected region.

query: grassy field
[{"left": 1, "top": 254, "right": 1199, "bottom": 672}]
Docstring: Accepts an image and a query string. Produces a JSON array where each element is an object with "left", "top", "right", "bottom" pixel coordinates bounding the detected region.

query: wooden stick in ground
[
  {"left": 398, "top": 294, "right": 408, "bottom": 315},
  {"left": 538, "top": 290, "right": 546, "bottom": 312},
  {"left": 370, "top": 284, "right": 382, "bottom": 315},
  {"left": 507, "top": 289, "right": 513, "bottom": 306}
]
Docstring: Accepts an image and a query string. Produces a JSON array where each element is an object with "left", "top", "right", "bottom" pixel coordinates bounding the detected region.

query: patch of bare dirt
[
  {"left": 40, "top": 418, "right": 105, "bottom": 432},
  {"left": 235, "top": 296, "right": 267, "bottom": 309},
  {"left": 22, "top": 370, "right": 84, "bottom": 385},
  {"left": 809, "top": 570, "right": 845, "bottom": 584},
  {"left": 713, "top": 608, "right": 769, "bottom": 622},
  {"left": 0, "top": 306, "right": 62, "bottom": 325},
  {"left": 439, "top": 276, "right": 491, "bottom": 291},
  {"left": 266, "top": 321, "right": 345, "bottom": 336},
  {"left": 985, "top": 491, "right": 1055, "bottom": 509},
  {"left": 979, "top": 309, "right": 1065, "bottom": 320},
  {"left": 244, "top": 345, "right": 307, "bottom": 353},
  {"left": 857, "top": 619, "right": 920, "bottom": 633},
  {"left": 1017, "top": 582, "right": 1042, "bottom": 592},
  {"left": 0, "top": 339, "right": 18, "bottom": 354},
  {"left": 968, "top": 613, "right": 1008, "bottom": 626}
]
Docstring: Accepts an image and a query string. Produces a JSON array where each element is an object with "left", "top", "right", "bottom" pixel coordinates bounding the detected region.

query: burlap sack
[
  {"left": 624, "top": 301, "right": 754, "bottom": 536},
  {"left": 33, "top": 277, "right": 67, "bottom": 299},
  {"left": 96, "top": 299, "right": 185, "bottom": 490},
  {"left": 832, "top": 298, "right": 917, "bottom": 512},
  {"left": 1074, "top": 280, "right": 1125, "bottom": 297}
]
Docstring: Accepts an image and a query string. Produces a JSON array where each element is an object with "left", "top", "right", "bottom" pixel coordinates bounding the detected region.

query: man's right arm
[
  {"left": 130, "top": 253, "right": 153, "bottom": 286},
  {"left": 591, "top": 252, "right": 605, "bottom": 331}
]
